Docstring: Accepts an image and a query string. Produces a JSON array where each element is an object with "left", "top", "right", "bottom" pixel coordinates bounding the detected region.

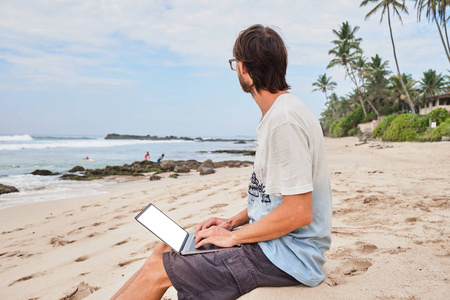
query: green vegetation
[
  {"left": 329, "top": 107, "right": 366, "bottom": 137},
  {"left": 314, "top": 2, "right": 450, "bottom": 140},
  {"left": 430, "top": 119, "right": 450, "bottom": 140},
  {"left": 429, "top": 108, "right": 449, "bottom": 125},
  {"left": 373, "top": 111, "right": 450, "bottom": 142},
  {"left": 381, "top": 114, "right": 428, "bottom": 141}
]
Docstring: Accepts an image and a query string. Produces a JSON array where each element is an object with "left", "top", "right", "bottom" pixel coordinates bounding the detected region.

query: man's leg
[{"left": 111, "top": 243, "right": 172, "bottom": 300}]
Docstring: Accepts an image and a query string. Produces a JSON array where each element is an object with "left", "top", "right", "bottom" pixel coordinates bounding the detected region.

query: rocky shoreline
[
  {"left": 211, "top": 149, "right": 256, "bottom": 156},
  {"left": 105, "top": 133, "right": 194, "bottom": 141},
  {"left": 0, "top": 159, "right": 253, "bottom": 195},
  {"left": 105, "top": 133, "right": 255, "bottom": 143}
]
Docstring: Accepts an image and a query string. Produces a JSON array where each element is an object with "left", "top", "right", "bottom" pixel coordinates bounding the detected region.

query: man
[
  {"left": 145, "top": 152, "right": 150, "bottom": 161},
  {"left": 157, "top": 153, "right": 164, "bottom": 163},
  {"left": 112, "top": 24, "right": 332, "bottom": 300}
]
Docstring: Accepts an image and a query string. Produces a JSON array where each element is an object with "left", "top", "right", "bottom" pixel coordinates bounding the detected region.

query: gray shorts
[{"left": 162, "top": 243, "right": 300, "bottom": 300}]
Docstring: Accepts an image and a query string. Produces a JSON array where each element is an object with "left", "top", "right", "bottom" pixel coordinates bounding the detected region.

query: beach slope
[{"left": 0, "top": 137, "right": 449, "bottom": 299}]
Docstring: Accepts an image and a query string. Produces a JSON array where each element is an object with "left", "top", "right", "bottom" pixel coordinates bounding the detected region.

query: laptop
[{"left": 135, "top": 203, "right": 240, "bottom": 255}]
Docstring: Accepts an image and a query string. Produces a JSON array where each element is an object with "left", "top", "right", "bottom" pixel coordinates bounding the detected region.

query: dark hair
[{"left": 233, "top": 24, "right": 290, "bottom": 93}]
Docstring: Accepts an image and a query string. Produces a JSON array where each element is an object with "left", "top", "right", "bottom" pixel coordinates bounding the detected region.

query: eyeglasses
[{"left": 228, "top": 58, "right": 237, "bottom": 71}]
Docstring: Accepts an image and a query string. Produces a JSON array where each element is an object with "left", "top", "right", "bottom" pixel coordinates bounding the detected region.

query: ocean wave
[
  {"left": 0, "top": 134, "right": 34, "bottom": 142},
  {"left": 0, "top": 174, "right": 108, "bottom": 209},
  {"left": 0, "top": 138, "right": 192, "bottom": 151},
  {"left": 32, "top": 136, "right": 95, "bottom": 140}
]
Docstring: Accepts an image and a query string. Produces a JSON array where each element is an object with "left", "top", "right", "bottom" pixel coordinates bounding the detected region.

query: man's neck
[{"left": 253, "top": 89, "right": 288, "bottom": 118}]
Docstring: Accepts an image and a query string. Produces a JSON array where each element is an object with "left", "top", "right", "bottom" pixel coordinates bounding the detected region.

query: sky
[{"left": 0, "top": 0, "right": 448, "bottom": 138}]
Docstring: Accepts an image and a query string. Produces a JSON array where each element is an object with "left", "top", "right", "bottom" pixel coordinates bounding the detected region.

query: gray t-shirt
[{"left": 248, "top": 93, "right": 332, "bottom": 287}]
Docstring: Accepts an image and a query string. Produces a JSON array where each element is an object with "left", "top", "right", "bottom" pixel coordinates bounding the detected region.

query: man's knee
[
  {"left": 142, "top": 248, "right": 171, "bottom": 287},
  {"left": 152, "top": 242, "right": 171, "bottom": 255}
]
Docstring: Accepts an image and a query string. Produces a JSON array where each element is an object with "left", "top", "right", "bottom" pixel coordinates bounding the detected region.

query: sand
[{"left": 0, "top": 137, "right": 449, "bottom": 300}]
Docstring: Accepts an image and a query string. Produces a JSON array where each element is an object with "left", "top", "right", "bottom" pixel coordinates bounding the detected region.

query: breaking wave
[{"left": 0, "top": 134, "right": 34, "bottom": 142}]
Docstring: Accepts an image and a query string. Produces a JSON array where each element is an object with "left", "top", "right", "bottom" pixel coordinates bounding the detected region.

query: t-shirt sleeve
[{"left": 265, "top": 121, "right": 313, "bottom": 196}]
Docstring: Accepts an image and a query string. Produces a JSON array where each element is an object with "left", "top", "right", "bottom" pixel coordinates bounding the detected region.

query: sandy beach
[{"left": 0, "top": 137, "right": 449, "bottom": 300}]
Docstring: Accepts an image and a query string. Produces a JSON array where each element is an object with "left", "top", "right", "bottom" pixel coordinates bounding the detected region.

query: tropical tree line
[{"left": 315, "top": 0, "right": 450, "bottom": 137}]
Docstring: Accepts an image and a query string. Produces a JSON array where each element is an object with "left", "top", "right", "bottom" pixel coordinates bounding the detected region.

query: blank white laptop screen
[{"left": 136, "top": 205, "right": 187, "bottom": 252}]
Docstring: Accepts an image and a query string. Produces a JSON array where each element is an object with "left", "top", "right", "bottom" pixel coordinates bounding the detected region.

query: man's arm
[
  {"left": 195, "top": 192, "right": 312, "bottom": 248},
  {"left": 195, "top": 208, "right": 250, "bottom": 236}
]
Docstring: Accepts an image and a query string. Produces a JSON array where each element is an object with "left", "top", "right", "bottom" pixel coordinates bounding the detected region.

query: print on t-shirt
[{"left": 248, "top": 171, "right": 271, "bottom": 203}]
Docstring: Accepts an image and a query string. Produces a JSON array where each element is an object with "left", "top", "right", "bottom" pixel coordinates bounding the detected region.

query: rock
[
  {"left": 174, "top": 165, "right": 190, "bottom": 173},
  {"left": 105, "top": 133, "right": 194, "bottom": 141},
  {"left": 0, "top": 184, "right": 19, "bottom": 195},
  {"left": 169, "top": 173, "right": 179, "bottom": 178},
  {"left": 60, "top": 174, "right": 97, "bottom": 181},
  {"left": 234, "top": 140, "right": 246, "bottom": 144},
  {"left": 31, "top": 169, "right": 60, "bottom": 176},
  {"left": 200, "top": 167, "right": 215, "bottom": 175},
  {"left": 198, "top": 159, "right": 215, "bottom": 171},
  {"left": 213, "top": 161, "right": 252, "bottom": 168},
  {"left": 160, "top": 161, "right": 177, "bottom": 171},
  {"left": 211, "top": 150, "right": 256, "bottom": 156},
  {"left": 69, "top": 166, "right": 85, "bottom": 173},
  {"left": 149, "top": 175, "right": 161, "bottom": 181}
]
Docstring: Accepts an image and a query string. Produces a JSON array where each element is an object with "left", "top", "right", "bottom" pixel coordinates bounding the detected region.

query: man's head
[{"left": 233, "top": 24, "right": 290, "bottom": 94}]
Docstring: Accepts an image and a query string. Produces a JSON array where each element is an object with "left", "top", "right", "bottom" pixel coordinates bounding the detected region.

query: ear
[{"left": 238, "top": 61, "right": 248, "bottom": 74}]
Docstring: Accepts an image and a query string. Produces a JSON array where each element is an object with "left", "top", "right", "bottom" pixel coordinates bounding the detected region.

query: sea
[{"left": 0, "top": 134, "right": 256, "bottom": 210}]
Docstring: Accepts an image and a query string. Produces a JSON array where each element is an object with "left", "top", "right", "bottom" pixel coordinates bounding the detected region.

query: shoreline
[
  {"left": 0, "top": 137, "right": 449, "bottom": 299},
  {"left": 0, "top": 158, "right": 253, "bottom": 210}
]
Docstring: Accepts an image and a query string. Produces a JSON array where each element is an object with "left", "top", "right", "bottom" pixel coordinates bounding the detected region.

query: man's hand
[
  {"left": 194, "top": 226, "right": 237, "bottom": 248},
  {"left": 194, "top": 217, "right": 232, "bottom": 237}
]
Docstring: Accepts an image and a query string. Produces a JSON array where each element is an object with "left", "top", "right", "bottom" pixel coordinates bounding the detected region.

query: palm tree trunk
[
  {"left": 324, "top": 91, "right": 336, "bottom": 117},
  {"left": 442, "top": 8, "right": 450, "bottom": 56},
  {"left": 434, "top": 11, "right": 450, "bottom": 63},
  {"left": 366, "top": 97, "right": 380, "bottom": 119},
  {"left": 348, "top": 65, "right": 381, "bottom": 118},
  {"left": 387, "top": 7, "right": 416, "bottom": 116},
  {"left": 345, "top": 65, "right": 367, "bottom": 116}
]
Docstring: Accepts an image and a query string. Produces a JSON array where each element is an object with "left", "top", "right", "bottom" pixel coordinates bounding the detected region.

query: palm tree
[
  {"left": 414, "top": 0, "right": 450, "bottom": 62},
  {"left": 355, "top": 56, "right": 368, "bottom": 86},
  {"left": 328, "top": 21, "right": 368, "bottom": 116},
  {"left": 360, "top": 0, "right": 417, "bottom": 115},
  {"left": 388, "top": 74, "right": 420, "bottom": 112},
  {"left": 419, "top": 69, "right": 447, "bottom": 99},
  {"left": 312, "top": 73, "right": 337, "bottom": 101},
  {"left": 364, "top": 54, "right": 392, "bottom": 112}
]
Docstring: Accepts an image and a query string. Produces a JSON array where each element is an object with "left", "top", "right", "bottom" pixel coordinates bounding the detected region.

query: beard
[{"left": 238, "top": 68, "right": 254, "bottom": 95}]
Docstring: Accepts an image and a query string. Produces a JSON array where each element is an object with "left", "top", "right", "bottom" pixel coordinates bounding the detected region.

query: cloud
[{"left": 0, "top": 0, "right": 447, "bottom": 93}]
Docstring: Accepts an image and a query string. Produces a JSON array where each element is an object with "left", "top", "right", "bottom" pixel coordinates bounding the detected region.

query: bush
[
  {"left": 381, "top": 114, "right": 430, "bottom": 141},
  {"left": 329, "top": 118, "right": 347, "bottom": 138},
  {"left": 429, "top": 108, "right": 449, "bottom": 125},
  {"left": 430, "top": 118, "right": 450, "bottom": 140},
  {"left": 347, "top": 127, "right": 362, "bottom": 136},
  {"left": 362, "top": 111, "right": 377, "bottom": 123},
  {"left": 329, "top": 107, "right": 366, "bottom": 138},
  {"left": 373, "top": 115, "right": 397, "bottom": 138},
  {"left": 417, "top": 115, "right": 431, "bottom": 132}
]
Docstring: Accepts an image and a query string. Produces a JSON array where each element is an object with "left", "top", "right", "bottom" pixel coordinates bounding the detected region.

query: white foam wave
[
  {"left": 0, "top": 174, "right": 108, "bottom": 209},
  {"left": 0, "top": 138, "right": 191, "bottom": 151},
  {"left": 0, "top": 134, "right": 34, "bottom": 142}
]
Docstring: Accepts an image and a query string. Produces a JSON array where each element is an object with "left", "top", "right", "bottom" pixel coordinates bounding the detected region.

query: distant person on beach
[
  {"left": 145, "top": 152, "right": 150, "bottom": 161},
  {"left": 113, "top": 25, "right": 332, "bottom": 300},
  {"left": 157, "top": 154, "right": 164, "bottom": 163}
]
